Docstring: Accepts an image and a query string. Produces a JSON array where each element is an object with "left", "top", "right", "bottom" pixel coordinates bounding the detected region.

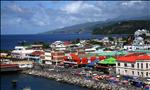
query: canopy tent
[
  {"left": 98, "top": 57, "right": 116, "bottom": 65},
  {"left": 87, "top": 59, "right": 99, "bottom": 67},
  {"left": 90, "top": 56, "right": 96, "bottom": 62},
  {"left": 73, "top": 57, "right": 81, "bottom": 64},
  {"left": 81, "top": 57, "right": 88, "bottom": 64}
]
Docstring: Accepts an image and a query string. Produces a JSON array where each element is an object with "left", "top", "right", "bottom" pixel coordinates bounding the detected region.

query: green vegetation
[
  {"left": 87, "top": 40, "right": 103, "bottom": 46},
  {"left": 0, "top": 50, "right": 10, "bottom": 53},
  {"left": 92, "top": 20, "right": 150, "bottom": 35}
]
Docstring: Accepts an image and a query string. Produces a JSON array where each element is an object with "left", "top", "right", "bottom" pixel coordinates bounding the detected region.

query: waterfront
[{"left": 1, "top": 73, "right": 91, "bottom": 90}]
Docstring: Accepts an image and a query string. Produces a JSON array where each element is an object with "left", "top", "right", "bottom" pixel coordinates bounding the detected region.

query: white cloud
[
  {"left": 9, "top": 4, "right": 24, "bottom": 13},
  {"left": 62, "top": 1, "right": 101, "bottom": 14},
  {"left": 62, "top": 1, "right": 82, "bottom": 14},
  {"left": 121, "top": 1, "right": 142, "bottom": 7}
]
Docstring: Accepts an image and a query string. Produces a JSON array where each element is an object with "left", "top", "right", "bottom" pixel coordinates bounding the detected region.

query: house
[
  {"left": 116, "top": 53, "right": 150, "bottom": 78},
  {"left": 50, "top": 41, "right": 66, "bottom": 51},
  {"left": 124, "top": 29, "right": 150, "bottom": 51},
  {"left": 28, "top": 51, "right": 45, "bottom": 63},
  {"left": 11, "top": 46, "right": 35, "bottom": 59}
]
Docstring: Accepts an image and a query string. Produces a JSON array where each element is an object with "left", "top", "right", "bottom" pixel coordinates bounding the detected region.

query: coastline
[{"left": 22, "top": 69, "right": 142, "bottom": 90}]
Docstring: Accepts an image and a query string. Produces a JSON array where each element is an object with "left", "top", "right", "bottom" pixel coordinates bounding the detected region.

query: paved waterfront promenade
[{"left": 22, "top": 65, "right": 143, "bottom": 90}]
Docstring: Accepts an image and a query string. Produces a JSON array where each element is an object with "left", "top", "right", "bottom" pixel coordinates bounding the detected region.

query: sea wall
[{"left": 22, "top": 69, "right": 142, "bottom": 90}]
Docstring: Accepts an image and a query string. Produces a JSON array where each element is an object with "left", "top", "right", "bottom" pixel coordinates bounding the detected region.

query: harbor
[{"left": 1, "top": 29, "right": 150, "bottom": 90}]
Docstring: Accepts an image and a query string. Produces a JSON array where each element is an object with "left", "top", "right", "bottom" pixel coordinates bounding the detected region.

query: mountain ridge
[{"left": 40, "top": 16, "right": 150, "bottom": 35}]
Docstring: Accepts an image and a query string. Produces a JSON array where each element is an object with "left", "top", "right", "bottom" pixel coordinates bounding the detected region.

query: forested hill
[{"left": 92, "top": 20, "right": 150, "bottom": 35}]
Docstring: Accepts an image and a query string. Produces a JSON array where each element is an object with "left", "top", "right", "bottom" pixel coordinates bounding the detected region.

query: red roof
[
  {"left": 64, "top": 41, "right": 71, "bottom": 45},
  {"left": 117, "top": 54, "right": 150, "bottom": 63},
  {"left": 31, "top": 51, "right": 44, "bottom": 56}
]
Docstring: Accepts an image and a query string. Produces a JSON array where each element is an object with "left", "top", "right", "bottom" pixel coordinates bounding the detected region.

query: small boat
[{"left": 23, "top": 87, "right": 31, "bottom": 90}]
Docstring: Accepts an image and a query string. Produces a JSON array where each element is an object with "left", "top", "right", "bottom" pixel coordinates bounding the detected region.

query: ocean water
[
  {"left": 1, "top": 34, "right": 128, "bottom": 50},
  {"left": 1, "top": 34, "right": 103, "bottom": 50},
  {"left": 1, "top": 73, "right": 91, "bottom": 90}
]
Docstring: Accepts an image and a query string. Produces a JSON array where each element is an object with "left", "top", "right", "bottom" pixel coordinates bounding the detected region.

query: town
[{"left": 1, "top": 29, "right": 150, "bottom": 90}]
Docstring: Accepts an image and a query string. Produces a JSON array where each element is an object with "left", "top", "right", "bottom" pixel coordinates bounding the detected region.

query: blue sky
[{"left": 1, "top": 1, "right": 150, "bottom": 34}]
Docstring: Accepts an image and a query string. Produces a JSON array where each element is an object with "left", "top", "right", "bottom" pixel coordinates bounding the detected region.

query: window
[
  {"left": 132, "top": 71, "right": 134, "bottom": 75},
  {"left": 118, "top": 63, "right": 120, "bottom": 66},
  {"left": 141, "top": 72, "right": 143, "bottom": 77},
  {"left": 137, "top": 63, "right": 139, "bottom": 68},
  {"left": 124, "top": 63, "right": 127, "bottom": 67},
  {"left": 138, "top": 72, "right": 139, "bottom": 75},
  {"left": 131, "top": 64, "right": 134, "bottom": 68},
  {"left": 141, "top": 63, "right": 143, "bottom": 69},
  {"left": 146, "top": 63, "right": 148, "bottom": 69},
  {"left": 146, "top": 72, "right": 148, "bottom": 76},
  {"left": 125, "top": 70, "right": 127, "bottom": 73},
  {"left": 118, "top": 69, "right": 120, "bottom": 74}
]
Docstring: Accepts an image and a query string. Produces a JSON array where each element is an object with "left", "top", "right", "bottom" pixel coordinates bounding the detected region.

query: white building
[
  {"left": 124, "top": 45, "right": 150, "bottom": 51},
  {"left": 44, "top": 50, "right": 52, "bottom": 64},
  {"left": 85, "top": 45, "right": 102, "bottom": 53},
  {"left": 50, "top": 41, "right": 66, "bottom": 51},
  {"left": 116, "top": 54, "right": 150, "bottom": 78},
  {"left": 11, "top": 46, "right": 35, "bottom": 59}
]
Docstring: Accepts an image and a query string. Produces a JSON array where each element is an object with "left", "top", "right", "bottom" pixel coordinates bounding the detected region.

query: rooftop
[{"left": 117, "top": 53, "right": 150, "bottom": 63}]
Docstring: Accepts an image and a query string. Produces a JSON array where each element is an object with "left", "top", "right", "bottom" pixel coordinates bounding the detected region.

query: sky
[{"left": 1, "top": 1, "right": 150, "bottom": 34}]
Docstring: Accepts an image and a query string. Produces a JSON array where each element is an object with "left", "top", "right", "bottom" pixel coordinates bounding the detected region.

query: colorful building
[
  {"left": 116, "top": 53, "right": 150, "bottom": 78},
  {"left": 51, "top": 51, "right": 65, "bottom": 65}
]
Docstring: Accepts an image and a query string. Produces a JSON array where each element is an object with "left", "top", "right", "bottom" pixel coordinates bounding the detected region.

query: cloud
[
  {"left": 62, "top": 1, "right": 101, "bottom": 14},
  {"left": 1, "top": 1, "right": 150, "bottom": 34},
  {"left": 121, "top": 1, "right": 142, "bottom": 7},
  {"left": 62, "top": 1, "right": 82, "bottom": 14},
  {"left": 9, "top": 4, "right": 24, "bottom": 13}
]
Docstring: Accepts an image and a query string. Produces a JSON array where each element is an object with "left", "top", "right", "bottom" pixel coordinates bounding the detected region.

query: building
[
  {"left": 124, "top": 45, "right": 150, "bottom": 51},
  {"left": 51, "top": 51, "right": 65, "bottom": 65},
  {"left": 31, "top": 44, "right": 43, "bottom": 50},
  {"left": 11, "top": 46, "right": 35, "bottom": 59},
  {"left": 0, "top": 53, "right": 8, "bottom": 58},
  {"left": 50, "top": 41, "right": 66, "bottom": 51},
  {"left": 43, "top": 50, "right": 52, "bottom": 64},
  {"left": 28, "top": 51, "right": 45, "bottom": 63},
  {"left": 116, "top": 53, "right": 150, "bottom": 78}
]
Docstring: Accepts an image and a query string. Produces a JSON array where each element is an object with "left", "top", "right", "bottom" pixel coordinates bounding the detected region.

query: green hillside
[{"left": 92, "top": 20, "right": 150, "bottom": 35}]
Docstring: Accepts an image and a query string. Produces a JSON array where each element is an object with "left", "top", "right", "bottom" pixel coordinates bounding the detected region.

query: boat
[{"left": 23, "top": 87, "right": 31, "bottom": 90}]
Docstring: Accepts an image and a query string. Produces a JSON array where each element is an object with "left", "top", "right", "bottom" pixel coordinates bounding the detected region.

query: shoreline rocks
[{"left": 22, "top": 69, "right": 142, "bottom": 90}]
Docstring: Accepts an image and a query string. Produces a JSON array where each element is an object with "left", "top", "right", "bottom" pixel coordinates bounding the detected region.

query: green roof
[
  {"left": 98, "top": 57, "right": 116, "bottom": 64},
  {"left": 98, "top": 51, "right": 128, "bottom": 56}
]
